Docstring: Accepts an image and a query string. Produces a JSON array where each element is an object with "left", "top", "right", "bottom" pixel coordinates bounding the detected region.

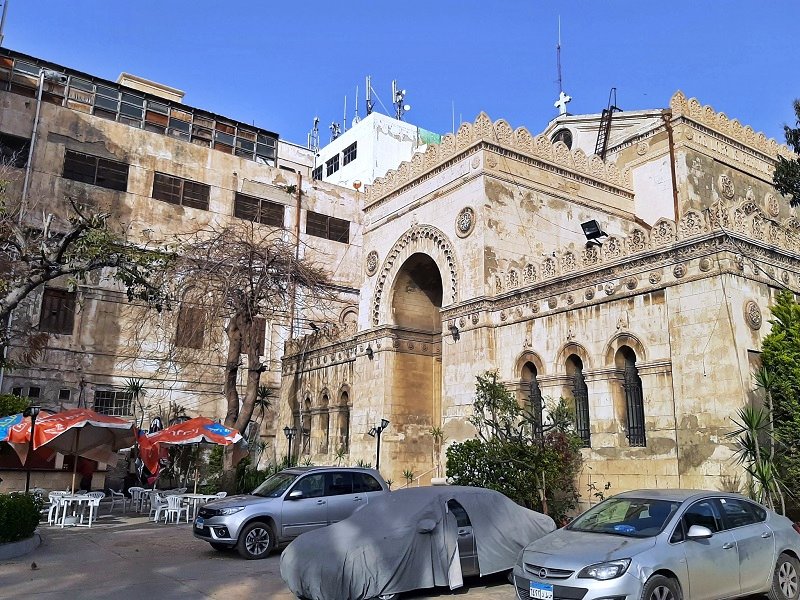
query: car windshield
[
  {"left": 251, "top": 472, "right": 298, "bottom": 498},
  {"left": 568, "top": 497, "right": 681, "bottom": 538}
]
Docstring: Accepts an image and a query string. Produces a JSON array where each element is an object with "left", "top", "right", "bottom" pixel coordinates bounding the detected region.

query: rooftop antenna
[
  {"left": 353, "top": 85, "right": 360, "bottom": 126},
  {"left": 329, "top": 121, "right": 341, "bottom": 142},
  {"left": 366, "top": 76, "right": 374, "bottom": 115},
  {"left": 392, "top": 79, "right": 411, "bottom": 121},
  {"left": 553, "top": 16, "right": 572, "bottom": 116},
  {"left": 342, "top": 96, "right": 347, "bottom": 133},
  {"left": 309, "top": 116, "right": 320, "bottom": 154},
  {"left": 0, "top": 1, "right": 8, "bottom": 47}
]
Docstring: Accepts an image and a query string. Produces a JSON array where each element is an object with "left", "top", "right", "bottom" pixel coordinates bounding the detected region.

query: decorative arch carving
[
  {"left": 603, "top": 333, "right": 647, "bottom": 366},
  {"left": 515, "top": 351, "right": 545, "bottom": 378},
  {"left": 555, "top": 341, "right": 592, "bottom": 372},
  {"left": 371, "top": 224, "right": 459, "bottom": 326}
]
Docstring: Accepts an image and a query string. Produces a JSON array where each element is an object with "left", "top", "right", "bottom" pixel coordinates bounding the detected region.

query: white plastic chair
[
  {"left": 85, "top": 492, "right": 105, "bottom": 526},
  {"left": 109, "top": 489, "right": 128, "bottom": 513},
  {"left": 47, "top": 491, "right": 69, "bottom": 525},
  {"left": 163, "top": 495, "right": 189, "bottom": 524},
  {"left": 149, "top": 493, "right": 168, "bottom": 522},
  {"left": 128, "top": 487, "right": 145, "bottom": 512},
  {"left": 215, "top": 491, "right": 227, "bottom": 498}
]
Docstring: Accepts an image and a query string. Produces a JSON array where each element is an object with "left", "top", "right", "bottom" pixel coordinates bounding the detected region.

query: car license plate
[
  {"left": 530, "top": 581, "right": 553, "bottom": 600},
  {"left": 195, "top": 517, "right": 204, "bottom": 529}
]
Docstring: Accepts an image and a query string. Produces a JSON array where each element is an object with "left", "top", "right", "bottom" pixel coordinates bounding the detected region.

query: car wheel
[
  {"left": 236, "top": 521, "right": 274, "bottom": 560},
  {"left": 768, "top": 553, "right": 800, "bottom": 600},
  {"left": 640, "top": 574, "right": 681, "bottom": 600},
  {"left": 209, "top": 542, "right": 232, "bottom": 551}
]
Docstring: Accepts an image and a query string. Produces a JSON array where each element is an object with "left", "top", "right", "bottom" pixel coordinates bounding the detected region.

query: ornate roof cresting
[
  {"left": 669, "top": 91, "right": 795, "bottom": 160},
  {"left": 365, "top": 112, "right": 634, "bottom": 204}
]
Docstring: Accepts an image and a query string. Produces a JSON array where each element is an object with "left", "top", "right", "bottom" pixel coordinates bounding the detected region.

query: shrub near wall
[{"left": 0, "top": 493, "right": 41, "bottom": 543}]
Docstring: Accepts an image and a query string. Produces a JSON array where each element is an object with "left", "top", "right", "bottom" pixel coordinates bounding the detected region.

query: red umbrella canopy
[
  {"left": 139, "top": 417, "right": 244, "bottom": 474},
  {"left": 7, "top": 408, "right": 136, "bottom": 464}
]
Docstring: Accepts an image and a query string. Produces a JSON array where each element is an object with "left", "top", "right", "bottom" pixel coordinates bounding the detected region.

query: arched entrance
[{"left": 386, "top": 252, "right": 443, "bottom": 477}]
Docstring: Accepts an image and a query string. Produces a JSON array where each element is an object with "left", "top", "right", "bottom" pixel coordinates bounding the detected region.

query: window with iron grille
[
  {"left": 312, "top": 165, "right": 323, "bottom": 181},
  {"left": 0, "top": 133, "right": 29, "bottom": 168},
  {"left": 342, "top": 142, "right": 357, "bottom": 166},
  {"left": 175, "top": 305, "right": 206, "bottom": 349},
  {"left": 93, "top": 390, "right": 133, "bottom": 417},
  {"left": 570, "top": 364, "right": 591, "bottom": 448},
  {"left": 305, "top": 210, "right": 350, "bottom": 243},
  {"left": 623, "top": 358, "right": 646, "bottom": 447},
  {"left": 39, "top": 288, "right": 76, "bottom": 335},
  {"left": 234, "top": 193, "right": 285, "bottom": 227},
  {"left": 63, "top": 149, "right": 128, "bottom": 192},
  {"left": 527, "top": 377, "right": 544, "bottom": 440},
  {"left": 152, "top": 172, "right": 210, "bottom": 210},
  {"left": 325, "top": 154, "right": 339, "bottom": 176}
]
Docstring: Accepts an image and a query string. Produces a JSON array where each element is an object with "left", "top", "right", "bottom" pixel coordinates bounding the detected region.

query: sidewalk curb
[{"left": 0, "top": 531, "right": 42, "bottom": 560}]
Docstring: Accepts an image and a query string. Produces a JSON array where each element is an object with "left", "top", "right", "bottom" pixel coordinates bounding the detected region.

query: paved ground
[{"left": 0, "top": 509, "right": 514, "bottom": 600}]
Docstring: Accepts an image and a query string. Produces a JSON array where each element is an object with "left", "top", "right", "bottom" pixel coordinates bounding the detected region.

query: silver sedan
[{"left": 513, "top": 489, "right": 800, "bottom": 600}]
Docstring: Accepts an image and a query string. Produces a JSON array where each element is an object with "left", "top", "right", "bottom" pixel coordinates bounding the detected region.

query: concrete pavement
[{"left": 0, "top": 511, "right": 514, "bottom": 600}]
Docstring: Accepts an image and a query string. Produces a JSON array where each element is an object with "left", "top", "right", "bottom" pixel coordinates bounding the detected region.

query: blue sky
[{"left": 6, "top": 1, "right": 799, "bottom": 147}]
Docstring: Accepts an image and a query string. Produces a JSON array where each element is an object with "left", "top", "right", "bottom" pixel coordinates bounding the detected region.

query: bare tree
[{"left": 166, "top": 221, "right": 333, "bottom": 481}]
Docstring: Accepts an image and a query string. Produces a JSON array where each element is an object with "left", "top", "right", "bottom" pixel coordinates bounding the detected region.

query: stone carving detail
[
  {"left": 744, "top": 300, "right": 762, "bottom": 330},
  {"left": 585, "top": 289, "right": 595, "bottom": 300},
  {"left": 531, "top": 302, "right": 540, "bottom": 314},
  {"left": 500, "top": 310, "right": 507, "bottom": 321},
  {"left": 669, "top": 91, "right": 793, "bottom": 160},
  {"left": 371, "top": 224, "right": 459, "bottom": 326},
  {"left": 699, "top": 257, "right": 712, "bottom": 272},
  {"left": 471, "top": 313, "right": 479, "bottom": 325},
  {"left": 495, "top": 275, "right": 504, "bottom": 294},
  {"left": 782, "top": 271, "right": 790, "bottom": 284},
  {"left": 718, "top": 174, "right": 735, "bottom": 199},
  {"left": 673, "top": 264, "right": 686, "bottom": 278},
  {"left": 561, "top": 252, "right": 577, "bottom": 273},
  {"left": 648, "top": 271, "right": 662, "bottom": 284},
  {"left": 604, "top": 283, "right": 616, "bottom": 296},
  {"left": 470, "top": 156, "right": 480, "bottom": 169},
  {"left": 547, "top": 297, "right": 557, "bottom": 309},
  {"left": 365, "top": 250, "right": 379, "bottom": 276},
  {"left": 625, "top": 277, "right": 638, "bottom": 290},
  {"left": 617, "top": 311, "right": 629, "bottom": 330},
  {"left": 543, "top": 258, "right": 558, "bottom": 279},
  {"left": 582, "top": 246, "right": 600, "bottom": 267},
  {"left": 627, "top": 228, "right": 648, "bottom": 253},
  {"left": 604, "top": 237, "right": 624, "bottom": 260},
  {"left": 679, "top": 209, "right": 707, "bottom": 238},
  {"left": 507, "top": 270, "right": 519, "bottom": 289},
  {"left": 767, "top": 193, "right": 780, "bottom": 217},
  {"left": 752, "top": 213, "right": 767, "bottom": 241},
  {"left": 707, "top": 201, "right": 730, "bottom": 229},
  {"left": 567, "top": 327, "right": 576, "bottom": 341},
  {"left": 566, "top": 294, "right": 575, "bottom": 305},
  {"left": 651, "top": 219, "right": 677, "bottom": 247},
  {"left": 746, "top": 186, "right": 755, "bottom": 203},
  {"left": 523, "top": 264, "right": 537, "bottom": 284},
  {"left": 364, "top": 112, "right": 635, "bottom": 204},
  {"left": 636, "top": 140, "right": 649, "bottom": 155},
  {"left": 458, "top": 317, "right": 466, "bottom": 328},
  {"left": 456, "top": 206, "right": 476, "bottom": 237}
]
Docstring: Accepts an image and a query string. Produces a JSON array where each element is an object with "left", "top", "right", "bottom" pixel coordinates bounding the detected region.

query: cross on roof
[{"left": 554, "top": 90, "right": 572, "bottom": 115}]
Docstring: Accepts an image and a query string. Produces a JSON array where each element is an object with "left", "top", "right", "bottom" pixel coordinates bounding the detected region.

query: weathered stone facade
[{"left": 279, "top": 92, "right": 798, "bottom": 507}]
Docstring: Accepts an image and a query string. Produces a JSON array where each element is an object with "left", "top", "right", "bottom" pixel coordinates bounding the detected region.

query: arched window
[
  {"left": 338, "top": 391, "right": 350, "bottom": 453},
  {"left": 617, "top": 346, "right": 646, "bottom": 447},
  {"left": 566, "top": 355, "right": 590, "bottom": 447},
  {"left": 319, "top": 394, "right": 330, "bottom": 454},
  {"left": 521, "top": 361, "right": 543, "bottom": 439},
  {"left": 302, "top": 397, "right": 312, "bottom": 455}
]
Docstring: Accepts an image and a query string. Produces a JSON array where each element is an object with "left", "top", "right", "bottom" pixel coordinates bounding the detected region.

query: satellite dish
[
  {"left": 403, "top": 104, "right": 411, "bottom": 112},
  {"left": 353, "top": 180, "right": 362, "bottom": 190}
]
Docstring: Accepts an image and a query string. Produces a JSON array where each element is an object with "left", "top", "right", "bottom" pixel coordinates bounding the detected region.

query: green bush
[
  {"left": 0, "top": 394, "right": 29, "bottom": 418},
  {"left": 0, "top": 493, "right": 42, "bottom": 543}
]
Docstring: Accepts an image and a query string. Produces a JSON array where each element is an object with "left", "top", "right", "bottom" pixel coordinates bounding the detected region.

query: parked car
[
  {"left": 513, "top": 489, "right": 800, "bottom": 600},
  {"left": 193, "top": 466, "right": 389, "bottom": 559},
  {"left": 280, "top": 485, "right": 555, "bottom": 600}
]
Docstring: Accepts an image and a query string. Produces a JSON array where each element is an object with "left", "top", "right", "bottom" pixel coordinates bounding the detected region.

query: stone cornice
[{"left": 364, "top": 113, "right": 634, "bottom": 209}]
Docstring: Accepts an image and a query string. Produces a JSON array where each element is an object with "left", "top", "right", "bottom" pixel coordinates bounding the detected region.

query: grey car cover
[{"left": 280, "top": 486, "right": 555, "bottom": 600}]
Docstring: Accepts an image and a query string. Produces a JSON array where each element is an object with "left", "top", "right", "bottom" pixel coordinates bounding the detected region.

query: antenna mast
[
  {"left": 392, "top": 79, "right": 411, "bottom": 121},
  {"left": 366, "top": 75, "right": 374, "bottom": 115},
  {"left": 553, "top": 16, "right": 572, "bottom": 116},
  {"left": 353, "top": 85, "right": 360, "bottom": 126}
]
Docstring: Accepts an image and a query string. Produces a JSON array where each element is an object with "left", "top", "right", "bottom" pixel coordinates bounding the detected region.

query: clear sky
[{"left": 5, "top": 1, "right": 799, "bottom": 148}]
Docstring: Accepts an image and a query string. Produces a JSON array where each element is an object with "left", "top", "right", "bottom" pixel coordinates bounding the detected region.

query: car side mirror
[
  {"left": 687, "top": 524, "right": 713, "bottom": 539},
  {"left": 417, "top": 518, "right": 436, "bottom": 534},
  {"left": 287, "top": 490, "right": 304, "bottom": 500}
]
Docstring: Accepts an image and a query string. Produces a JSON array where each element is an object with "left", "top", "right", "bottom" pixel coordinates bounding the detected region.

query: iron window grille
[
  {"left": 93, "top": 390, "right": 133, "bottom": 417},
  {"left": 63, "top": 149, "right": 128, "bottom": 192},
  {"left": 342, "top": 142, "right": 357, "bottom": 166},
  {"left": 175, "top": 305, "right": 206, "bottom": 349},
  {"left": 624, "top": 363, "right": 647, "bottom": 447},
  {"left": 39, "top": 288, "right": 76, "bottom": 335},
  {"left": 572, "top": 370, "right": 591, "bottom": 447},
  {"left": 312, "top": 165, "right": 323, "bottom": 180},
  {"left": 305, "top": 210, "right": 350, "bottom": 243},
  {"left": 152, "top": 172, "right": 210, "bottom": 210},
  {"left": 528, "top": 378, "right": 544, "bottom": 440},
  {"left": 234, "top": 193, "right": 285, "bottom": 227}
]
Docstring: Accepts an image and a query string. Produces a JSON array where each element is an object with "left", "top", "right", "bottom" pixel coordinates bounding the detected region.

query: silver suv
[{"left": 193, "top": 466, "right": 389, "bottom": 559}]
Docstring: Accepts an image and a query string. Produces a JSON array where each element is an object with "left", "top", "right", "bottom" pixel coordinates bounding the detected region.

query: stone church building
[{"left": 278, "top": 91, "right": 797, "bottom": 500}]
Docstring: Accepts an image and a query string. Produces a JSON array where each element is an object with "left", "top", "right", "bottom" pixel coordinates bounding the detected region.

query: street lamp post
[
  {"left": 283, "top": 426, "right": 297, "bottom": 466},
  {"left": 23, "top": 405, "right": 41, "bottom": 493},
  {"left": 367, "top": 418, "right": 390, "bottom": 470}
]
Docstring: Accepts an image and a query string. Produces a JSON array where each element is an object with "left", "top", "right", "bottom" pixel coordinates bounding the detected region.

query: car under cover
[{"left": 280, "top": 486, "right": 556, "bottom": 600}]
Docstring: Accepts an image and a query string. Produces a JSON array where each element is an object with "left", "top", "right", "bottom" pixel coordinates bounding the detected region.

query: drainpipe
[
  {"left": 661, "top": 109, "right": 680, "bottom": 221},
  {"left": 20, "top": 70, "right": 47, "bottom": 213},
  {"left": 288, "top": 171, "right": 302, "bottom": 339}
]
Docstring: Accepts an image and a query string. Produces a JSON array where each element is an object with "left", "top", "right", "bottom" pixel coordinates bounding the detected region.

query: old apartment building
[{"left": 0, "top": 45, "right": 796, "bottom": 499}]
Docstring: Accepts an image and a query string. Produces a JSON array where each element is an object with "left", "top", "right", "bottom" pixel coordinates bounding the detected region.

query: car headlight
[
  {"left": 577, "top": 559, "right": 631, "bottom": 580},
  {"left": 216, "top": 506, "right": 245, "bottom": 515}
]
